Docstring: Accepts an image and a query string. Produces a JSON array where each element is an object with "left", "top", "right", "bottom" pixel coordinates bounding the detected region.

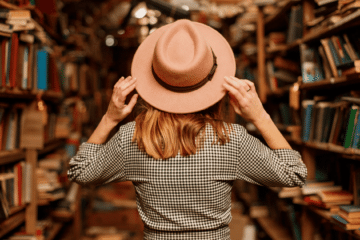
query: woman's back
[{"left": 69, "top": 121, "right": 306, "bottom": 239}]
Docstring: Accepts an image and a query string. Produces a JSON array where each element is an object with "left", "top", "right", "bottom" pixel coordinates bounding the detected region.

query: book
[
  {"left": 332, "top": 214, "right": 360, "bottom": 230},
  {"left": 302, "top": 100, "right": 315, "bottom": 142},
  {"left": 36, "top": 48, "right": 48, "bottom": 90},
  {"left": 343, "top": 105, "right": 358, "bottom": 148},
  {"left": 0, "top": 183, "right": 10, "bottom": 220},
  {"left": 338, "top": 212, "right": 360, "bottom": 224},
  {"left": 9, "top": 32, "right": 19, "bottom": 88},
  {"left": 302, "top": 184, "right": 342, "bottom": 195},
  {"left": 300, "top": 44, "right": 325, "bottom": 83},
  {"left": 318, "top": 190, "right": 354, "bottom": 203},
  {"left": 287, "top": 5, "right": 303, "bottom": 44},
  {"left": 320, "top": 38, "right": 341, "bottom": 77},
  {"left": 339, "top": 205, "right": 360, "bottom": 218},
  {"left": 343, "top": 33, "right": 360, "bottom": 60},
  {"left": 304, "top": 195, "right": 352, "bottom": 209}
]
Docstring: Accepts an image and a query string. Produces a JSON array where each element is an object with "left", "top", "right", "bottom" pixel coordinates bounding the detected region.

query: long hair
[{"left": 132, "top": 98, "right": 232, "bottom": 159}]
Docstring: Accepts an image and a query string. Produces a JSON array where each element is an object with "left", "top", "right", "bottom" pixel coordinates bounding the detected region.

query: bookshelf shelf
[
  {"left": 0, "top": 150, "right": 25, "bottom": 165},
  {"left": 38, "top": 139, "right": 66, "bottom": 156},
  {"left": 266, "top": 39, "right": 301, "bottom": 54},
  {"left": 268, "top": 86, "right": 291, "bottom": 97},
  {"left": 299, "top": 73, "right": 360, "bottom": 91},
  {"left": 0, "top": 91, "right": 35, "bottom": 100},
  {"left": 0, "top": 211, "right": 25, "bottom": 239},
  {"left": 0, "top": 90, "right": 63, "bottom": 102},
  {"left": 9, "top": 205, "right": 26, "bottom": 216},
  {"left": 302, "top": 9, "right": 360, "bottom": 44}
]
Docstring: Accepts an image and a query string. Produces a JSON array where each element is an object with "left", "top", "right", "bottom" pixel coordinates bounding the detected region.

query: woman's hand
[
  {"left": 223, "top": 76, "right": 268, "bottom": 125},
  {"left": 104, "top": 76, "right": 138, "bottom": 126}
]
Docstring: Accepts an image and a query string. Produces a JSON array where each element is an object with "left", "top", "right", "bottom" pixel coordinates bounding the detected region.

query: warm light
[
  {"left": 181, "top": 5, "right": 190, "bottom": 11},
  {"left": 134, "top": 2, "right": 147, "bottom": 18},
  {"left": 149, "top": 16, "right": 158, "bottom": 25},
  {"left": 105, "top": 35, "right": 115, "bottom": 46},
  {"left": 118, "top": 29, "right": 125, "bottom": 35},
  {"left": 140, "top": 26, "right": 149, "bottom": 36}
]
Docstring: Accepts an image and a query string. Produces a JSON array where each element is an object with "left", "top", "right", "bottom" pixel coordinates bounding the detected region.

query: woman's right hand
[
  {"left": 223, "top": 76, "right": 269, "bottom": 125},
  {"left": 104, "top": 76, "right": 138, "bottom": 126}
]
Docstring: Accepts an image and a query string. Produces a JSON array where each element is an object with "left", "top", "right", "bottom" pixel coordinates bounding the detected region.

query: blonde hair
[{"left": 133, "top": 99, "right": 232, "bottom": 159}]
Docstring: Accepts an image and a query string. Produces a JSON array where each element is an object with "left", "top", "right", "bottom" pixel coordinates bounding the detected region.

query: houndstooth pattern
[{"left": 68, "top": 121, "right": 307, "bottom": 240}]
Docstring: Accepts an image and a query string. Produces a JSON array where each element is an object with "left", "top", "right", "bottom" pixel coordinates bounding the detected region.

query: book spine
[
  {"left": 9, "top": 32, "right": 19, "bottom": 88},
  {"left": 344, "top": 105, "right": 358, "bottom": 148},
  {"left": 36, "top": 48, "right": 48, "bottom": 91}
]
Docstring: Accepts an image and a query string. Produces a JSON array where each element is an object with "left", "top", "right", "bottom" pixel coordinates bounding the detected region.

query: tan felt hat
[{"left": 131, "top": 19, "right": 236, "bottom": 113}]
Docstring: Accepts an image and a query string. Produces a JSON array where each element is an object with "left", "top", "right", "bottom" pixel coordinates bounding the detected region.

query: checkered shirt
[{"left": 68, "top": 121, "right": 307, "bottom": 240}]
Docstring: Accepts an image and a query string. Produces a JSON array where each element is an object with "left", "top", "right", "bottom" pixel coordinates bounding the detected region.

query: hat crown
[{"left": 152, "top": 19, "right": 214, "bottom": 88}]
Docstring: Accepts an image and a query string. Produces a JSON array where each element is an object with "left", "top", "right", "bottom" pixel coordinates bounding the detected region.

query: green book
[{"left": 344, "top": 105, "right": 358, "bottom": 148}]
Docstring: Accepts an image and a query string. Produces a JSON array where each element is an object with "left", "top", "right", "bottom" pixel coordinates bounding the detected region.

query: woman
[{"left": 68, "top": 19, "right": 307, "bottom": 240}]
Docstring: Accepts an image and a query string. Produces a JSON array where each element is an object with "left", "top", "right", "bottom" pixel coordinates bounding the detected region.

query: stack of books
[
  {"left": 332, "top": 205, "right": 360, "bottom": 230},
  {"left": 302, "top": 181, "right": 354, "bottom": 212}
]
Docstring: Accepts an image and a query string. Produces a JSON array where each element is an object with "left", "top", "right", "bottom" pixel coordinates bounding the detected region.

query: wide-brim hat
[{"left": 131, "top": 19, "right": 236, "bottom": 114}]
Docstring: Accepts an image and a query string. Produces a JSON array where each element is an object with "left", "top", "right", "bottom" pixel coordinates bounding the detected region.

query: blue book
[
  {"left": 328, "top": 38, "right": 342, "bottom": 67},
  {"left": 302, "top": 100, "right": 315, "bottom": 142},
  {"left": 21, "top": 46, "right": 29, "bottom": 89},
  {"left": 36, "top": 48, "right": 48, "bottom": 90},
  {"left": 332, "top": 214, "right": 348, "bottom": 225},
  {"left": 340, "top": 205, "right": 360, "bottom": 213},
  {"left": 300, "top": 44, "right": 324, "bottom": 83}
]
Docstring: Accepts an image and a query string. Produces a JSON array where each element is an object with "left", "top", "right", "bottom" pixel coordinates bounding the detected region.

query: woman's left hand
[
  {"left": 104, "top": 76, "right": 138, "bottom": 125},
  {"left": 223, "top": 76, "right": 268, "bottom": 125}
]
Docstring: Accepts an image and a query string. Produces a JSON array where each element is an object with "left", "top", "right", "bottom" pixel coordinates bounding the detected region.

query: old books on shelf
[{"left": 332, "top": 205, "right": 360, "bottom": 230}]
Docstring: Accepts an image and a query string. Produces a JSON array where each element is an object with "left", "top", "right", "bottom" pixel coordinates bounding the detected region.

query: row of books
[
  {"left": 0, "top": 8, "right": 98, "bottom": 95},
  {"left": 300, "top": 31, "right": 360, "bottom": 83},
  {"left": 0, "top": 160, "right": 31, "bottom": 220},
  {"left": 0, "top": 149, "right": 70, "bottom": 221},
  {"left": 301, "top": 96, "right": 360, "bottom": 150},
  {"left": 0, "top": 103, "right": 72, "bottom": 152},
  {"left": 37, "top": 150, "right": 69, "bottom": 205}
]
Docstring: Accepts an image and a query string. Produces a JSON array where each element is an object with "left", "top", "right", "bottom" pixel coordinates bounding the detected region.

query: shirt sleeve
[
  {"left": 67, "top": 128, "right": 126, "bottom": 186},
  {"left": 234, "top": 125, "right": 307, "bottom": 187}
]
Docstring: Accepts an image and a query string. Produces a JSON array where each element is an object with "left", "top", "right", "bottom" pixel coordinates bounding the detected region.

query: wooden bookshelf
[
  {"left": 0, "top": 149, "right": 25, "bottom": 165},
  {"left": 299, "top": 74, "right": 360, "bottom": 91},
  {"left": 47, "top": 222, "right": 64, "bottom": 240},
  {"left": 0, "top": 211, "right": 26, "bottom": 239},
  {"left": 265, "top": 0, "right": 301, "bottom": 32},
  {"left": 256, "top": 217, "right": 293, "bottom": 240},
  {"left": 39, "top": 139, "right": 66, "bottom": 156},
  {"left": 266, "top": 39, "right": 301, "bottom": 54},
  {"left": 302, "top": 9, "right": 360, "bottom": 44}
]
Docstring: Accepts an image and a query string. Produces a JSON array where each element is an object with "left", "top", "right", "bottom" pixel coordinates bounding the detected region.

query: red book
[
  {"left": 48, "top": 55, "right": 61, "bottom": 92},
  {"left": 9, "top": 33, "right": 19, "bottom": 88},
  {"left": 17, "top": 162, "right": 22, "bottom": 206}
]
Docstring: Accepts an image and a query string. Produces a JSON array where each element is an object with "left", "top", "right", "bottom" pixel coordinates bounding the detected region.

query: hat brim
[{"left": 131, "top": 22, "right": 236, "bottom": 114}]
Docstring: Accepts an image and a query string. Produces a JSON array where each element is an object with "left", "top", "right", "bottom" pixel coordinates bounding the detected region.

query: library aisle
[{"left": 1, "top": 0, "right": 360, "bottom": 240}]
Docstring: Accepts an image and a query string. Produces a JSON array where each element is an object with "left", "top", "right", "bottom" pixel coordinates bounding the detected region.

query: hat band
[{"left": 152, "top": 49, "right": 217, "bottom": 93}]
